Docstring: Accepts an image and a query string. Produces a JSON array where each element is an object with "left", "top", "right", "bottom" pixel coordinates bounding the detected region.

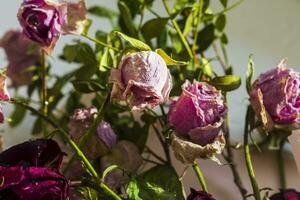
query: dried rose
[
  {"left": 100, "top": 140, "right": 143, "bottom": 190},
  {"left": 0, "top": 139, "right": 68, "bottom": 200},
  {"left": 269, "top": 189, "right": 300, "bottom": 200},
  {"left": 168, "top": 80, "right": 227, "bottom": 146},
  {"left": 110, "top": 51, "right": 172, "bottom": 110},
  {"left": 250, "top": 59, "right": 300, "bottom": 130},
  {"left": 187, "top": 188, "right": 216, "bottom": 200},
  {"left": 69, "top": 108, "right": 117, "bottom": 159},
  {"left": 168, "top": 80, "right": 227, "bottom": 163},
  {"left": 17, "top": 0, "right": 86, "bottom": 53},
  {"left": 0, "top": 30, "right": 40, "bottom": 87}
]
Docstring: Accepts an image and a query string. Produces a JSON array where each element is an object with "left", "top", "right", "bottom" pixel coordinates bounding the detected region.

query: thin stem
[
  {"left": 212, "top": 43, "right": 227, "bottom": 72},
  {"left": 9, "top": 98, "right": 121, "bottom": 200},
  {"left": 192, "top": 162, "right": 208, "bottom": 192},
  {"left": 192, "top": 0, "right": 204, "bottom": 51},
  {"left": 143, "top": 158, "right": 163, "bottom": 165},
  {"left": 216, "top": 0, "right": 245, "bottom": 15},
  {"left": 244, "top": 106, "right": 261, "bottom": 200},
  {"left": 278, "top": 140, "right": 287, "bottom": 189},
  {"left": 162, "top": 0, "right": 194, "bottom": 59},
  {"left": 146, "top": 146, "right": 167, "bottom": 164},
  {"left": 63, "top": 93, "right": 110, "bottom": 173},
  {"left": 223, "top": 95, "right": 247, "bottom": 199},
  {"left": 81, "top": 34, "right": 120, "bottom": 52},
  {"left": 41, "top": 51, "right": 48, "bottom": 134},
  {"left": 152, "top": 124, "right": 171, "bottom": 164}
]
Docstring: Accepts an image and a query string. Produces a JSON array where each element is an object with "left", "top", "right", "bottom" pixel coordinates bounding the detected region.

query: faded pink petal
[
  {"left": 0, "top": 71, "right": 10, "bottom": 102},
  {"left": 110, "top": 51, "right": 172, "bottom": 110}
]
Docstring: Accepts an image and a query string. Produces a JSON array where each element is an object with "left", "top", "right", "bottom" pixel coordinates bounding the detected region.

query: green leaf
[
  {"left": 138, "top": 165, "right": 185, "bottom": 200},
  {"left": 101, "top": 165, "right": 120, "bottom": 182},
  {"left": 196, "top": 24, "right": 216, "bottom": 52},
  {"left": 210, "top": 75, "right": 241, "bottom": 91},
  {"left": 77, "top": 187, "right": 99, "bottom": 200},
  {"left": 99, "top": 49, "right": 112, "bottom": 72},
  {"left": 127, "top": 179, "right": 143, "bottom": 200},
  {"left": 155, "top": 49, "right": 188, "bottom": 65},
  {"left": 246, "top": 54, "right": 254, "bottom": 95},
  {"left": 220, "top": 0, "right": 228, "bottom": 7},
  {"left": 114, "top": 31, "right": 151, "bottom": 51},
  {"left": 88, "top": 6, "right": 118, "bottom": 19},
  {"left": 141, "top": 18, "right": 169, "bottom": 41},
  {"left": 8, "top": 104, "right": 27, "bottom": 127},
  {"left": 63, "top": 45, "right": 78, "bottom": 63},
  {"left": 200, "top": 58, "right": 214, "bottom": 78},
  {"left": 169, "top": 31, "right": 182, "bottom": 53},
  {"left": 220, "top": 33, "right": 228, "bottom": 44},
  {"left": 32, "top": 118, "right": 43, "bottom": 135},
  {"left": 118, "top": 1, "right": 137, "bottom": 37},
  {"left": 72, "top": 80, "right": 106, "bottom": 93},
  {"left": 215, "top": 14, "right": 226, "bottom": 31}
]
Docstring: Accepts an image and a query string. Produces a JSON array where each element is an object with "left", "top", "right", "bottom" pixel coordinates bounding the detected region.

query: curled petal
[
  {"left": 0, "top": 139, "right": 64, "bottom": 170},
  {"left": 96, "top": 121, "right": 117, "bottom": 151},
  {"left": 170, "top": 133, "right": 225, "bottom": 164},
  {"left": 187, "top": 188, "right": 216, "bottom": 200}
]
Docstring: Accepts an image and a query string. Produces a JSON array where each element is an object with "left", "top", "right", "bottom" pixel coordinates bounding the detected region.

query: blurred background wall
[{"left": 0, "top": 0, "right": 300, "bottom": 199}]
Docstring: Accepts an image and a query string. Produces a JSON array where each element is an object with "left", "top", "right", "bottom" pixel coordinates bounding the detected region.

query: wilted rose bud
[
  {"left": 0, "top": 71, "right": 10, "bottom": 124},
  {"left": 168, "top": 80, "right": 227, "bottom": 163},
  {"left": 69, "top": 108, "right": 117, "bottom": 159},
  {"left": 187, "top": 188, "right": 216, "bottom": 200},
  {"left": 110, "top": 51, "right": 172, "bottom": 110},
  {"left": 270, "top": 189, "right": 300, "bottom": 200},
  {"left": 18, "top": 0, "right": 86, "bottom": 53},
  {"left": 100, "top": 140, "right": 143, "bottom": 190},
  {"left": 250, "top": 59, "right": 300, "bottom": 130},
  {"left": 0, "top": 30, "right": 40, "bottom": 87},
  {"left": 0, "top": 139, "right": 69, "bottom": 200}
]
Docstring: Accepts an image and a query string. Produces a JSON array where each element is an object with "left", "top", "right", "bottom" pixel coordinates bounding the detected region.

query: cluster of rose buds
[
  {"left": 17, "top": 0, "right": 87, "bottom": 53},
  {"left": 0, "top": 139, "right": 68, "bottom": 199},
  {"left": 250, "top": 59, "right": 300, "bottom": 130},
  {"left": 68, "top": 107, "right": 142, "bottom": 190}
]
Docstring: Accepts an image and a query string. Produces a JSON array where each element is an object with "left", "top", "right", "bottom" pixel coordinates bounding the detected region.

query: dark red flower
[
  {"left": 187, "top": 188, "right": 216, "bottom": 200},
  {"left": 270, "top": 189, "right": 300, "bottom": 200},
  {"left": 0, "top": 139, "right": 69, "bottom": 200}
]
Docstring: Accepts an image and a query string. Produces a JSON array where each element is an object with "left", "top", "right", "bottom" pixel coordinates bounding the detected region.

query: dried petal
[
  {"left": 250, "top": 59, "right": 300, "bottom": 128},
  {"left": 270, "top": 189, "right": 300, "bottom": 200},
  {"left": 168, "top": 80, "right": 227, "bottom": 146},
  {"left": 187, "top": 188, "right": 216, "bottom": 200},
  {"left": 170, "top": 133, "right": 225, "bottom": 164},
  {"left": 0, "top": 30, "right": 40, "bottom": 87},
  {"left": 110, "top": 51, "right": 172, "bottom": 110}
]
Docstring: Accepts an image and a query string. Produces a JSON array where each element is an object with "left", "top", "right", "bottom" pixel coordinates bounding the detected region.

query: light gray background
[{"left": 1, "top": 0, "right": 300, "bottom": 199}]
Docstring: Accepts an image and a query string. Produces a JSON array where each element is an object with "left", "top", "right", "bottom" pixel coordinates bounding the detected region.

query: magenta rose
[
  {"left": 168, "top": 80, "right": 227, "bottom": 146},
  {"left": 0, "top": 30, "right": 40, "bottom": 87},
  {"left": 270, "top": 189, "right": 300, "bottom": 200},
  {"left": 110, "top": 51, "right": 172, "bottom": 110},
  {"left": 187, "top": 188, "right": 216, "bottom": 200},
  {"left": 69, "top": 108, "right": 117, "bottom": 159},
  {"left": 0, "top": 139, "right": 69, "bottom": 200},
  {"left": 18, "top": 0, "right": 86, "bottom": 53},
  {"left": 250, "top": 59, "right": 300, "bottom": 129}
]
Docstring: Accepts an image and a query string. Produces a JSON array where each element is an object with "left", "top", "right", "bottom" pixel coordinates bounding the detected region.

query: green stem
[
  {"left": 162, "top": 0, "right": 194, "bottom": 59},
  {"left": 192, "top": 0, "right": 204, "bottom": 51},
  {"left": 9, "top": 98, "right": 121, "bottom": 200},
  {"left": 41, "top": 51, "right": 48, "bottom": 134},
  {"left": 63, "top": 93, "right": 110, "bottom": 173},
  {"left": 81, "top": 34, "right": 120, "bottom": 52},
  {"left": 278, "top": 140, "right": 287, "bottom": 189},
  {"left": 244, "top": 106, "right": 261, "bottom": 200},
  {"left": 192, "top": 162, "right": 208, "bottom": 192}
]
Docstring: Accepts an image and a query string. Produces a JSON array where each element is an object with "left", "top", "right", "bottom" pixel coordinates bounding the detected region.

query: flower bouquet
[{"left": 0, "top": 0, "right": 299, "bottom": 199}]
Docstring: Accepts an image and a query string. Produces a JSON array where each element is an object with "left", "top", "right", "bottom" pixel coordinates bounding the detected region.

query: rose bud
[
  {"left": 187, "top": 188, "right": 216, "bottom": 200},
  {"left": 270, "top": 189, "right": 300, "bottom": 200},
  {"left": 110, "top": 51, "right": 172, "bottom": 110},
  {"left": 17, "top": 0, "right": 86, "bottom": 53},
  {"left": 100, "top": 140, "right": 143, "bottom": 190},
  {"left": 168, "top": 80, "right": 227, "bottom": 163},
  {"left": 250, "top": 59, "right": 300, "bottom": 130},
  {"left": 0, "top": 139, "right": 69, "bottom": 200},
  {"left": 69, "top": 108, "right": 117, "bottom": 159},
  {"left": 0, "top": 30, "right": 40, "bottom": 87}
]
